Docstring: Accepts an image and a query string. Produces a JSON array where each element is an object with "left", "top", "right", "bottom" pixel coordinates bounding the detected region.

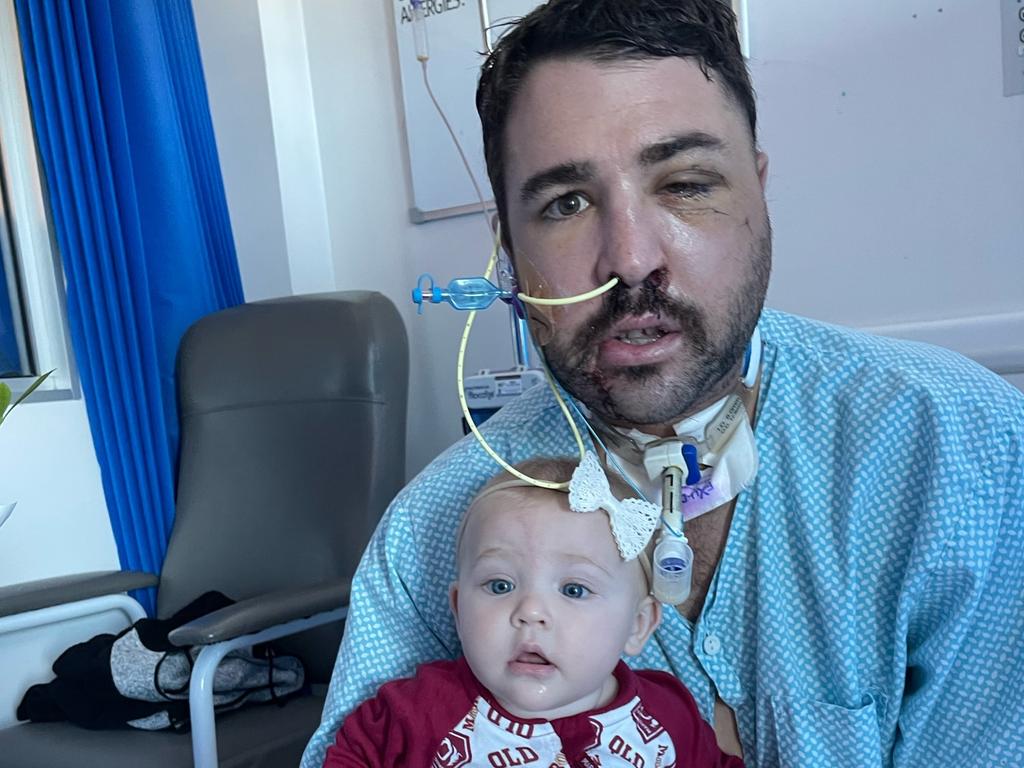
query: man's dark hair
[{"left": 476, "top": 0, "right": 756, "bottom": 246}]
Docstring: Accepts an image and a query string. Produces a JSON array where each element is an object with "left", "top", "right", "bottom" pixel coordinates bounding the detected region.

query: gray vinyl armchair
[{"left": 0, "top": 291, "right": 409, "bottom": 767}]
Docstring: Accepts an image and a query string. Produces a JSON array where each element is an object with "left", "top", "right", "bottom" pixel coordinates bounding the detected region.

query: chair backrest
[{"left": 159, "top": 291, "right": 408, "bottom": 681}]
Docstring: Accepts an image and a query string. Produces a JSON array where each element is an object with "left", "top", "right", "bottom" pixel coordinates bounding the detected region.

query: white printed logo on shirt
[{"left": 432, "top": 728, "right": 472, "bottom": 768}]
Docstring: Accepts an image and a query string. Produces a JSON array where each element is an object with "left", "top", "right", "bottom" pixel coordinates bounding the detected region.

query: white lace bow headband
[{"left": 568, "top": 451, "right": 660, "bottom": 561}]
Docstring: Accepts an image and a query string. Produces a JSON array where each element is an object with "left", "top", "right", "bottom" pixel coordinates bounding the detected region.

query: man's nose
[
  {"left": 511, "top": 590, "right": 550, "bottom": 628},
  {"left": 596, "top": 198, "right": 667, "bottom": 289}
]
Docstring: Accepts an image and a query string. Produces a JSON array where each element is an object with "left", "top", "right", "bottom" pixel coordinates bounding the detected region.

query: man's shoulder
[
  {"left": 759, "top": 308, "right": 1023, "bottom": 419},
  {"left": 394, "top": 384, "right": 580, "bottom": 508},
  {"left": 760, "top": 308, "right": 982, "bottom": 378},
  {"left": 374, "top": 659, "right": 465, "bottom": 700},
  {"left": 756, "top": 310, "right": 1024, "bottom": 539}
]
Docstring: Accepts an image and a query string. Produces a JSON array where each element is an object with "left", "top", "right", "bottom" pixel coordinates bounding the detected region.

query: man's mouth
[
  {"left": 592, "top": 318, "right": 681, "bottom": 370},
  {"left": 615, "top": 327, "right": 669, "bottom": 346}
]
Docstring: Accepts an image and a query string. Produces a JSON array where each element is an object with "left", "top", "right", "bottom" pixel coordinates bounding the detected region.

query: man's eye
[
  {"left": 560, "top": 583, "right": 590, "bottom": 599},
  {"left": 543, "top": 193, "right": 590, "bottom": 220},
  {"left": 486, "top": 579, "right": 514, "bottom": 595},
  {"left": 663, "top": 181, "right": 712, "bottom": 199}
]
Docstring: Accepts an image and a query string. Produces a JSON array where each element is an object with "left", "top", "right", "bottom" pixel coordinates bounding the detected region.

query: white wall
[
  {"left": 191, "top": 0, "right": 292, "bottom": 301},
  {"left": 752, "top": 2, "right": 1024, "bottom": 343},
  {"left": 0, "top": 400, "right": 118, "bottom": 586}
]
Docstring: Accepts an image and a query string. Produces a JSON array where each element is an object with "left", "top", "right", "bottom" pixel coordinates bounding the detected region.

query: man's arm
[{"left": 894, "top": 424, "right": 1024, "bottom": 765}]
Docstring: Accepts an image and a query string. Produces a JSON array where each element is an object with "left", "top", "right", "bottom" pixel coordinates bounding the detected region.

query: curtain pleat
[{"left": 15, "top": 0, "right": 245, "bottom": 615}]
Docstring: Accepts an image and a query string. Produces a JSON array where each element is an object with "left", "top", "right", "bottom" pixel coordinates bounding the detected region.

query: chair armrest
[
  {"left": 0, "top": 570, "right": 158, "bottom": 618},
  {"left": 168, "top": 579, "right": 351, "bottom": 646}
]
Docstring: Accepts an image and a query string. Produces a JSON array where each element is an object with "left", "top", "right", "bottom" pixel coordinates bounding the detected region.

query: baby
[{"left": 324, "top": 455, "right": 743, "bottom": 767}]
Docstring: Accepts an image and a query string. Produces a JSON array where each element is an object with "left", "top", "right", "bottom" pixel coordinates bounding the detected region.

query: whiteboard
[
  {"left": 392, "top": 0, "right": 748, "bottom": 223},
  {"left": 392, "top": 0, "right": 542, "bottom": 223}
]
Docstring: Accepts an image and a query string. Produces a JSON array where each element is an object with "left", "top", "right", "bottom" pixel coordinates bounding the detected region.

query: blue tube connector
[
  {"left": 412, "top": 274, "right": 512, "bottom": 313},
  {"left": 682, "top": 443, "right": 701, "bottom": 485}
]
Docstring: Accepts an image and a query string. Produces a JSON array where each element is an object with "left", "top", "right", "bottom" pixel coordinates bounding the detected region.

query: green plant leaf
[
  {"left": 0, "top": 382, "right": 11, "bottom": 422},
  {"left": 0, "top": 369, "right": 54, "bottom": 428}
]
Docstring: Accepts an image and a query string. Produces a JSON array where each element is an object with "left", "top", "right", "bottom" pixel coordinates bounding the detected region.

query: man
[{"left": 304, "top": 1, "right": 1024, "bottom": 765}]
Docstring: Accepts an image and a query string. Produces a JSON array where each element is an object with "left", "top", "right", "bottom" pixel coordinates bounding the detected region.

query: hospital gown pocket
[{"left": 769, "top": 691, "right": 884, "bottom": 768}]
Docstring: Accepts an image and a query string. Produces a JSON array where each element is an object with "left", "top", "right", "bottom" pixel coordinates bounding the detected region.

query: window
[
  {"left": 0, "top": 0, "right": 75, "bottom": 400},
  {"left": 1, "top": 155, "right": 30, "bottom": 376}
]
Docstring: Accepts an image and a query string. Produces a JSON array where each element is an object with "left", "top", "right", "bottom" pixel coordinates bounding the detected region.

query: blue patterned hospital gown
[{"left": 303, "top": 309, "right": 1024, "bottom": 767}]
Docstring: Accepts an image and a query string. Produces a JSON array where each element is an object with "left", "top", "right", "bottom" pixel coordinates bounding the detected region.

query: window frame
[{"left": 0, "top": 0, "right": 76, "bottom": 402}]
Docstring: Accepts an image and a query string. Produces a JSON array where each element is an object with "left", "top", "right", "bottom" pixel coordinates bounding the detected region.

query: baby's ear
[
  {"left": 448, "top": 582, "right": 460, "bottom": 621},
  {"left": 624, "top": 596, "right": 662, "bottom": 657}
]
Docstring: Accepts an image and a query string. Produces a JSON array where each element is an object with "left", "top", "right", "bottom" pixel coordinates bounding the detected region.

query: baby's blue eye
[
  {"left": 486, "top": 579, "right": 514, "bottom": 595},
  {"left": 561, "top": 583, "right": 590, "bottom": 599}
]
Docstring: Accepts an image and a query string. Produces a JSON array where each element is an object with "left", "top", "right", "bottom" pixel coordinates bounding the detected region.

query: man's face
[
  {"left": 451, "top": 490, "right": 659, "bottom": 720},
  {"left": 502, "top": 57, "right": 771, "bottom": 430}
]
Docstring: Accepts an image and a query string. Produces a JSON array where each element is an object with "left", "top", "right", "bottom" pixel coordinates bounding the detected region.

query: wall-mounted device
[{"left": 1003, "top": 0, "right": 1024, "bottom": 96}]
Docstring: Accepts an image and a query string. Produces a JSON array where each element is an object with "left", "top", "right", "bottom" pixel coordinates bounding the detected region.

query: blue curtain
[{"left": 15, "top": 0, "right": 245, "bottom": 614}]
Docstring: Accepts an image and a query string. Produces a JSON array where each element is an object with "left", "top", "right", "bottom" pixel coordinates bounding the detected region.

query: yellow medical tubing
[
  {"left": 457, "top": 235, "right": 619, "bottom": 490},
  {"left": 517, "top": 277, "right": 619, "bottom": 307}
]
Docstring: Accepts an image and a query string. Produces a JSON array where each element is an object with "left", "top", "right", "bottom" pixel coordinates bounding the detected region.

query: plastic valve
[{"left": 411, "top": 274, "right": 510, "bottom": 312}]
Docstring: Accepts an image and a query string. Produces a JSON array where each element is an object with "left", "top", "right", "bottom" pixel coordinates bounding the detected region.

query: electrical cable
[{"left": 419, "top": 60, "right": 494, "bottom": 240}]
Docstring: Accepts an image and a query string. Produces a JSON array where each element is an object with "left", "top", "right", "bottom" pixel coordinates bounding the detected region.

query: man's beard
[{"left": 540, "top": 233, "right": 771, "bottom": 427}]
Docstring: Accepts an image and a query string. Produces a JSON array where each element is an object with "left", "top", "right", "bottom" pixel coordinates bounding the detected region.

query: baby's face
[{"left": 450, "top": 488, "right": 659, "bottom": 721}]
